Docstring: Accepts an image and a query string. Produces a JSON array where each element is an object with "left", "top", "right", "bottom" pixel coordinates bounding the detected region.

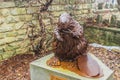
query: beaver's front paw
[
  {"left": 47, "top": 56, "right": 61, "bottom": 66},
  {"left": 57, "top": 36, "right": 63, "bottom": 41}
]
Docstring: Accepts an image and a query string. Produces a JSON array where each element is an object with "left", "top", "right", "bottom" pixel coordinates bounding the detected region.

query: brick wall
[{"left": 0, "top": 2, "right": 31, "bottom": 60}]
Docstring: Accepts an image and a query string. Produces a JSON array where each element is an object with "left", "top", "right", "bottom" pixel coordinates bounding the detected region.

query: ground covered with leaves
[
  {"left": 0, "top": 54, "right": 39, "bottom": 80},
  {"left": 0, "top": 46, "right": 120, "bottom": 80}
]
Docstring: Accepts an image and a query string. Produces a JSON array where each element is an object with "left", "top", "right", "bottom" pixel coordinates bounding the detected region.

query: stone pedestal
[{"left": 30, "top": 53, "right": 114, "bottom": 80}]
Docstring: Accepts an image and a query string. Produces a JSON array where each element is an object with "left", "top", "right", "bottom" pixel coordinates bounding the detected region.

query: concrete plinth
[{"left": 30, "top": 53, "right": 114, "bottom": 80}]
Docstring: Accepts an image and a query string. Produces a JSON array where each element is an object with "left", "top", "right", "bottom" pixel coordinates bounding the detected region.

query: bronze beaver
[
  {"left": 54, "top": 13, "right": 88, "bottom": 60},
  {"left": 47, "top": 13, "right": 102, "bottom": 77}
]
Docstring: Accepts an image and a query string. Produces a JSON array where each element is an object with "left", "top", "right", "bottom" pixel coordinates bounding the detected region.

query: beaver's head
[{"left": 58, "top": 12, "right": 72, "bottom": 29}]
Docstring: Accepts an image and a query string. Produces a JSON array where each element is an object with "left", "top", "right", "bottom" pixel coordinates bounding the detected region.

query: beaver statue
[{"left": 47, "top": 13, "right": 103, "bottom": 77}]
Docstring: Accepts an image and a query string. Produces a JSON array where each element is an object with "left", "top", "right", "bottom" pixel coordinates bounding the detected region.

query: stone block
[
  {"left": 5, "top": 16, "right": 17, "bottom": 23},
  {"left": 20, "top": 23, "right": 29, "bottom": 29},
  {"left": 52, "top": 0, "right": 60, "bottom": 4},
  {"left": 5, "top": 37, "right": 16, "bottom": 44},
  {"left": 0, "top": 46, "right": 5, "bottom": 54},
  {"left": 0, "top": 23, "right": 14, "bottom": 33},
  {"left": 27, "top": 7, "right": 39, "bottom": 14},
  {"left": 59, "top": 0, "right": 69, "bottom": 4},
  {"left": 69, "top": 0, "right": 76, "bottom": 4},
  {"left": 4, "top": 37, "right": 16, "bottom": 43},
  {"left": 0, "top": 33, "right": 5, "bottom": 39},
  {"left": 14, "top": 22, "right": 24, "bottom": 30},
  {"left": 0, "top": 2, "right": 15, "bottom": 8},
  {"left": 14, "top": 48, "right": 24, "bottom": 55},
  {"left": 0, "top": 37, "right": 16, "bottom": 46},
  {"left": 45, "top": 25, "right": 53, "bottom": 31},
  {"left": 18, "top": 15, "right": 26, "bottom": 21},
  {"left": 17, "top": 29, "right": 27, "bottom": 35},
  {"left": 1, "top": 51, "right": 13, "bottom": 60},
  {"left": 76, "top": 11, "right": 82, "bottom": 15},
  {"left": 15, "top": 48, "right": 27, "bottom": 54},
  {"left": 49, "top": 5, "right": 64, "bottom": 11},
  {"left": 0, "top": 9, "right": 10, "bottom": 17},
  {"left": 11, "top": 8, "right": 26, "bottom": 15},
  {"left": 32, "top": 20, "right": 39, "bottom": 27},
  {"left": 25, "top": 15, "right": 32, "bottom": 21},
  {"left": 0, "top": 56, "right": 3, "bottom": 61},
  {"left": 87, "top": 4, "right": 92, "bottom": 9},
  {"left": 16, "top": 35, "right": 26, "bottom": 41},
  {"left": 52, "top": 17, "right": 58, "bottom": 24},
  {"left": 52, "top": 11, "right": 65, "bottom": 17},
  {"left": 6, "top": 31, "right": 18, "bottom": 37},
  {"left": 18, "top": 39, "right": 30, "bottom": 48},
  {"left": 43, "top": 19, "right": 50, "bottom": 25},
  {"left": 30, "top": 53, "right": 114, "bottom": 80},
  {"left": 83, "top": 4, "right": 89, "bottom": 9},
  {"left": 40, "top": 12, "right": 50, "bottom": 19},
  {"left": 14, "top": 0, "right": 29, "bottom": 7},
  {"left": 0, "top": 16, "right": 4, "bottom": 25},
  {"left": 47, "top": 5, "right": 52, "bottom": 11},
  {"left": 7, "top": 39, "right": 30, "bottom": 50},
  {"left": 31, "top": 2, "right": 41, "bottom": 7},
  {"left": 32, "top": 14, "right": 39, "bottom": 20},
  {"left": 15, "top": 46, "right": 29, "bottom": 55},
  {"left": 5, "top": 44, "right": 20, "bottom": 51},
  {"left": 76, "top": 5, "right": 83, "bottom": 10},
  {"left": 4, "top": 15, "right": 25, "bottom": 23},
  {"left": 83, "top": 10, "right": 89, "bottom": 14}
]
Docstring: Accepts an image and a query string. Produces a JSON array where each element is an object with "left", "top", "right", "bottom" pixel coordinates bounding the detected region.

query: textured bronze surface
[
  {"left": 47, "top": 13, "right": 103, "bottom": 77},
  {"left": 54, "top": 13, "right": 88, "bottom": 61},
  {"left": 77, "top": 54, "right": 103, "bottom": 77}
]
